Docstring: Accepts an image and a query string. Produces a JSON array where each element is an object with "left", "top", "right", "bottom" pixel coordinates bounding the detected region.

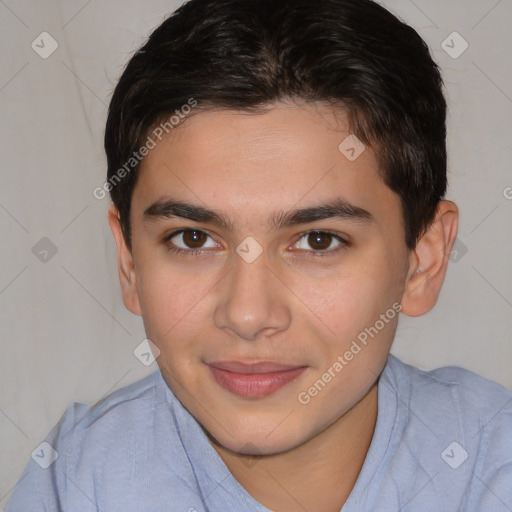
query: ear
[
  {"left": 401, "top": 200, "right": 459, "bottom": 317},
  {"left": 108, "top": 204, "right": 142, "bottom": 316}
]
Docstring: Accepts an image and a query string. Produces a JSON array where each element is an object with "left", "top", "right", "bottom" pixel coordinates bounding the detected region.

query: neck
[{"left": 209, "top": 382, "right": 379, "bottom": 512}]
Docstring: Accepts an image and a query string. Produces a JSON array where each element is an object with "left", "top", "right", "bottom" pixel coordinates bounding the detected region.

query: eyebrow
[{"left": 143, "top": 197, "right": 375, "bottom": 231}]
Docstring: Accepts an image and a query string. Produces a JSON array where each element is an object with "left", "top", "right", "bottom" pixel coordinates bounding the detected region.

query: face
[{"left": 117, "top": 101, "right": 414, "bottom": 455}]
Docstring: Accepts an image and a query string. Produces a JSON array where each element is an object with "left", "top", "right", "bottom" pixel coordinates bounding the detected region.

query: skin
[{"left": 108, "top": 100, "right": 458, "bottom": 512}]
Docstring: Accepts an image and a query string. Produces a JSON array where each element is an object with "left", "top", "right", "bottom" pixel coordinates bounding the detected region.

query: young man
[{"left": 7, "top": 0, "right": 512, "bottom": 510}]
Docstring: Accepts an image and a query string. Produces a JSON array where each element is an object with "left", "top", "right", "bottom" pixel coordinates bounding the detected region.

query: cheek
[
  {"left": 291, "top": 252, "right": 401, "bottom": 362},
  {"left": 286, "top": 255, "right": 390, "bottom": 331},
  {"left": 136, "top": 264, "right": 206, "bottom": 344}
]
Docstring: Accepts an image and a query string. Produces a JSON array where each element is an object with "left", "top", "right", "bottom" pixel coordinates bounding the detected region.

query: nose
[{"left": 213, "top": 250, "right": 291, "bottom": 341}]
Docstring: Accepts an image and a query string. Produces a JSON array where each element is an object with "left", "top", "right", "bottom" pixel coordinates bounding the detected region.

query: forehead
[{"left": 132, "top": 102, "right": 402, "bottom": 232}]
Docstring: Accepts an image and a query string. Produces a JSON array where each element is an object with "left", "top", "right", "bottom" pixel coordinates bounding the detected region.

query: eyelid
[
  {"left": 163, "top": 228, "right": 221, "bottom": 250},
  {"left": 163, "top": 227, "right": 214, "bottom": 240},
  {"left": 162, "top": 227, "right": 350, "bottom": 255},
  {"left": 290, "top": 229, "right": 350, "bottom": 254}
]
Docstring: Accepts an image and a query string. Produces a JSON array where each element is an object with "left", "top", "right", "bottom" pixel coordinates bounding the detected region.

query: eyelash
[
  {"left": 293, "top": 230, "right": 350, "bottom": 257},
  {"left": 163, "top": 229, "right": 350, "bottom": 258},
  {"left": 163, "top": 229, "right": 219, "bottom": 258}
]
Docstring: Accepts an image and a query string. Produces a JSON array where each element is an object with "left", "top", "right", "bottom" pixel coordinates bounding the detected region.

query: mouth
[{"left": 206, "top": 361, "right": 308, "bottom": 398}]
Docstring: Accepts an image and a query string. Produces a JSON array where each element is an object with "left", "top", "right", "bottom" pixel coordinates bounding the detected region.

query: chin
[{"left": 204, "top": 417, "right": 313, "bottom": 457}]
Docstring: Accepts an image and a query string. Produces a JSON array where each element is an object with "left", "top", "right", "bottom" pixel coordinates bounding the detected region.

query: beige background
[{"left": 1, "top": 0, "right": 511, "bottom": 502}]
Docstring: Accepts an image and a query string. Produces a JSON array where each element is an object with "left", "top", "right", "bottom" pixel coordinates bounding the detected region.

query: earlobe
[
  {"left": 107, "top": 204, "right": 142, "bottom": 316},
  {"left": 401, "top": 200, "right": 459, "bottom": 317}
]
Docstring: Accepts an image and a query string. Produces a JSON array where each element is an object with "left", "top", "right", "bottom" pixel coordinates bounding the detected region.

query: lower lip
[{"left": 208, "top": 366, "right": 307, "bottom": 398}]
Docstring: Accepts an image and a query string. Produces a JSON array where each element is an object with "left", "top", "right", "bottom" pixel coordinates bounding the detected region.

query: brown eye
[
  {"left": 167, "top": 229, "right": 217, "bottom": 251},
  {"left": 307, "top": 231, "right": 333, "bottom": 250},
  {"left": 294, "top": 230, "right": 347, "bottom": 253},
  {"left": 182, "top": 229, "right": 207, "bottom": 248}
]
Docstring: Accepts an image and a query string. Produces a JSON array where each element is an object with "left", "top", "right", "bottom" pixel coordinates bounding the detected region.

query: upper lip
[{"left": 206, "top": 361, "right": 307, "bottom": 374}]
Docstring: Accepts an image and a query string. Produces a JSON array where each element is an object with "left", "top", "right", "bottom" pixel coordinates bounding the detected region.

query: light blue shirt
[{"left": 7, "top": 354, "right": 512, "bottom": 511}]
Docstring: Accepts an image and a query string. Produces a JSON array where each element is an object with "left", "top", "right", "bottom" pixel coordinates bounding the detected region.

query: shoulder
[
  {"left": 375, "top": 355, "right": 512, "bottom": 510},
  {"left": 7, "top": 371, "right": 170, "bottom": 510},
  {"left": 54, "top": 370, "right": 161, "bottom": 443},
  {"left": 47, "top": 371, "right": 167, "bottom": 470},
  {"left": 386, "top": 353, "right": 512, "bottom": 422},
  {"left": 383, "top": 354, "right": 512, "bottom": 508}
]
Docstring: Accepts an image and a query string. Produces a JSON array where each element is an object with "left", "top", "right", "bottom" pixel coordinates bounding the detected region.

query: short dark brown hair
[{"left": 104, "top": 0, "right": 447, "bottom": 250}]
